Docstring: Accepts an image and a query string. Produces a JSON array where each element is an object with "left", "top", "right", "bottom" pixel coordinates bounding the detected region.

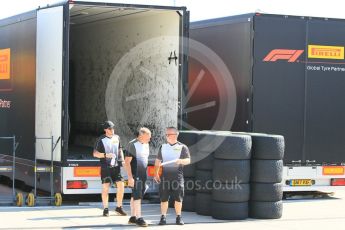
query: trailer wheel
[
  {"left": 16, "top": 193, "right": 23, "bottom": 207},
  {"left": 54, "top": 193, "right": 62, "bottom": 206},
  {"left": 26, "top": 193, "right": 35, "bottom": 207}
]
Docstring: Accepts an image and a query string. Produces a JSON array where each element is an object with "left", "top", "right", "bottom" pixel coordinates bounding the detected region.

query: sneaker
[
  {"left": 176, "top": 215, "right": 184, "bottom": 225},
  {"left": 128, "top": 216, "right": 137, "bottom": 224},
  {"left": 158, "top": 215, "right": 167, "bottom": 225},
  {"left": 103, "top": 208, "right": 109, "bottom": 217},
  {"left": 136, "top": 217, "right": 148, "bottom": 227},
  {"left": 115, "top": 206, "right": 127, "bottom": 216}
]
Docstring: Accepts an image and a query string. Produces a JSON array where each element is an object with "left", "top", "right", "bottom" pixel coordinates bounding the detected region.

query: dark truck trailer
[
  {"left": 187, "top": 13, "right": 345, "bottom": 191},
  {"left": 0, "top": 1, "right": 189, "bottom": 195}
]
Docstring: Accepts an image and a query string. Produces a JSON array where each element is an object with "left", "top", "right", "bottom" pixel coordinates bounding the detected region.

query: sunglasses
[{"left": 165, "top": 134, "right": 177, "bottom": 136}]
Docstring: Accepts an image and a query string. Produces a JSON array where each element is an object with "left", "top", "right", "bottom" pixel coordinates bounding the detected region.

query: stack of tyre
[
  {"left": 249, "top": 134, "right": 285, "bottom": 219},
  {"left": 179, "top": 131, "right": 199, "bottom": 212},
  {"left": 210, "top": 133, "right": 252, "bottom": 220},
  {"left": 194, "top": 132, "right": 218, "bottom": 216}
]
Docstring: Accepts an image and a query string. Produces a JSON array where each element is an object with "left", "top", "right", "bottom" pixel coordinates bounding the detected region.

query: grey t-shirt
[
  {"left": 157, "top": 141, "right": 190, "bottom": 181},
  {"left": 94, "top": 134, "right": 122, "bottom": 168},
  {"left": 125, "top": 139, "right": 150, "bottom": 180}
]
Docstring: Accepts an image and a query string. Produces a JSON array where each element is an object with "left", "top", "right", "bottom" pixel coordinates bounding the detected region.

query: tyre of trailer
[
  {"left": 213, "top": 159, "right": 250, "bottom": 183},
  {"left": 250, "top": 134, "right": 284, "bottom": 160},
  {"left": 214, "top": 134, "right": 252, "bottom": 160},
  {"left": 251, "top": 160, "right": 283, "bottom": 183}
]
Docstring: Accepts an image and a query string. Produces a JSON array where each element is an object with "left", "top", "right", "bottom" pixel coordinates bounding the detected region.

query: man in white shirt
[
  {"left": 154, "top": 127, "right": 191, "bottom": 225},
  {"left": 125, "top": 127, "right": 151, "bottom": 227}
]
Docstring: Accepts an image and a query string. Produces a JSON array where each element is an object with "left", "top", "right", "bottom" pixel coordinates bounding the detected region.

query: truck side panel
[
  {"left": 252, "top": 15, "right": 306, "bottom": 163},
  {"left": 0, "top": 12, "right": 36, "bottom": 160},
  {"left": 189, "top": 16, "right": 252, "bottom": 131},
  {"left": 304, "top": 19, "right": 345, "bottom": 164}
]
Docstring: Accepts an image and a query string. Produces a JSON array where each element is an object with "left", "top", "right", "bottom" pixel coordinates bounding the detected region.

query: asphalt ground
[{"left": 1, "top": 184, "right": 345, "bottom": 229}]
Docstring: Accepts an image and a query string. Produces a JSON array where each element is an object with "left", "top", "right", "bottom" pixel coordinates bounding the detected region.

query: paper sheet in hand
[{"left": 161, "top": 159, "right": 177, "bottom": 166}]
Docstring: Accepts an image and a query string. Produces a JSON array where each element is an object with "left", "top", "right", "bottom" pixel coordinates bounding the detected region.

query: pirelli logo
[
  {"left": 263, "top": 49, "right": 304, "bottom": 62},
  {"left": 0, "top": 48, "right": 10, "bottom": 80},
  {"left": 308, "top": 45, "right": 344, "bottom": 59}
]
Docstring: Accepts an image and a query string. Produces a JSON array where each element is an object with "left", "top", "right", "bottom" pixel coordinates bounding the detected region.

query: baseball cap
[{"left": 102, "top": 120, "right": 115, "bottom": 129}]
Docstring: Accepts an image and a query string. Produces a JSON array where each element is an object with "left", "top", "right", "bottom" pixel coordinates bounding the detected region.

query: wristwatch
[{"left": 104, "top": 153, "right": 106, "bottom": 158}]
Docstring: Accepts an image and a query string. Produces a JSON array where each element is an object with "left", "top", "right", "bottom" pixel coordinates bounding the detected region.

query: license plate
[{"left": 290, "top": 179, "right": 312, "bottom": 186}]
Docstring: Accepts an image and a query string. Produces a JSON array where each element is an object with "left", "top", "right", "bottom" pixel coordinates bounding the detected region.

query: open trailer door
[{"left": 35, "top": 5, "right": 64, "bottom": 162}]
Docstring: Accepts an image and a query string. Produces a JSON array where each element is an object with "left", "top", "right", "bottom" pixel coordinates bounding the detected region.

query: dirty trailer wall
[{"left": 69, "top": 9, "right": 180, "bottom": 152}]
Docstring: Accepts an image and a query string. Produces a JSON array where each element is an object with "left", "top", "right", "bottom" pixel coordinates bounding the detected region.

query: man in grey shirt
[
  {"left": 93, "top": 121, "right": 127, "bottom": 217},
  {"left": 125, "top": 127, "right": 151, "bottom": 227},
  {"left": 154, "top": 127, "right": 191, "bottom": 225}
]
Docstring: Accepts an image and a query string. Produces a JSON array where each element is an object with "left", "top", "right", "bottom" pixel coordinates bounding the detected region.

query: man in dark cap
[{"left": 93, "top": 120, "right": 127, "bottom": 217}]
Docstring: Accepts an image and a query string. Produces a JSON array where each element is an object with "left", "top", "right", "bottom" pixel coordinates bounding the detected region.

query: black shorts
[
  {"left": 131, "top": 177, "right": 147, "bottom": 200},
  {"left": 159, "top": 180, "right": 184, "bottom": 202},
  {"left": 101, "top": 166, "right": 123, "bottom": 184}
]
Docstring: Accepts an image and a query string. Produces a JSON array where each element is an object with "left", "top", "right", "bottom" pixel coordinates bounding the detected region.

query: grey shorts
[
  {"left": 101, "top": 166, "right": 123, "bottom": 184},
  {"left": 131, "top": 177, "right": 147, "bottom": 200},
  {"left": 159, "top": 180, "right": 184, "bottom": 202}
]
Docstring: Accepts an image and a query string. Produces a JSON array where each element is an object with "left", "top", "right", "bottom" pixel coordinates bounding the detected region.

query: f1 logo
[{"left": 263, "top": 49, "right": 304, "bottom": 62}]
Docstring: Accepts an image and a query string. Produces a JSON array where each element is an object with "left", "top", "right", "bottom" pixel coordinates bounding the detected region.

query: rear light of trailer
[
  {"left": 147, "top": 166, "right": 162, "bottom": 177},
  {"left": 67, "top": 180, "right": 88, "bottom": 189},
  {"left": 331, "top": 178, "right": 345, "bottom": 186}
]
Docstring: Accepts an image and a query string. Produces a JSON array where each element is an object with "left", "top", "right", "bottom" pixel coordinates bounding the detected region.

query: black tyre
[
  {"left": 213, "top": 159, "right": 250, "bottom": 183},
  {"left": 251, "top": 183, "right": 283, "bottom": 202},
  {"left": 196, "top": 153, "right": 214, "bottom": 170},
  {"left": 211, "top": 201, "right": 248, "bottom": 220},
  {"left": 251, "top": 160, "right": 283, "bottom": 183},
  {"left": 179, "top": 131, "right": 199, "bottom": 152},
  {"left": 251, "top": 134, "right": 285, "bottom": 160},
  {"left": 249, "top": 201, "right": 283, "bottom": 219},
  {"left": 184, "top": 177, "right": 195, "bottom": 195},
  {"left": 196, "top": 133, "right": 222, "bottom": 154},
  {"left": 195, "top": 193, "right": 212, "bottom": 216},
  {"left": 195, "top": 170, "right": 212, "bottom": 193},
  {"left": 212, "top": 183, "right": 250, "bottom": 202},
  {"left": 183, "top": 163, "right": 196, "bottom": 178},
  {"left": 214, "top": 134, "right": 252, "bottom": 160},
  {"left": 182, "top": 194, "right": 195, "bottom": 212}
]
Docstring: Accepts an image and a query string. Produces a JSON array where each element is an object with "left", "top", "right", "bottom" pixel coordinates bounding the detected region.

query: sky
[{"left": 1, "top": 0, "right": 345, "bottom": 22}]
